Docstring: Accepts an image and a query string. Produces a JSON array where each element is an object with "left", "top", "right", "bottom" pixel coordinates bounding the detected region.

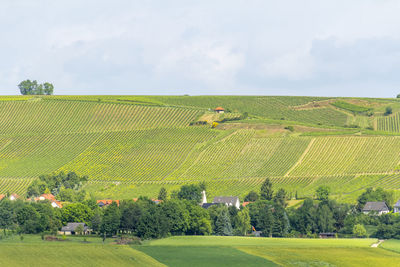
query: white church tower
[{"left": 201, "top": 190, "right": 207, "bottom": 205}]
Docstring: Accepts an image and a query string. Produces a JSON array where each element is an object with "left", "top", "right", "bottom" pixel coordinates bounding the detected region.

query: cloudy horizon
[{"left": 1, "top": 1, "right": 400, "bottom": 97}]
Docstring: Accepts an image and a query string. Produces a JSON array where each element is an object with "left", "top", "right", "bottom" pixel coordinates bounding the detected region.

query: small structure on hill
[
  {"left": 214, "top": 107, "right": 225, "bottom": 113},
  {"left": 59, "top": 223, "right": 92, "bottom": 235},
  {"left": 394, "top": 200, "right": 400, "bottom": 213},
  {"left": 362, "top": 201, "right": 389, "bottom": 215},
  {"left": 0, "top": 194, "right": 5, "bottom": 201},
  {"left": 213, "top": 196, "right": 240, "bottom": 209}
]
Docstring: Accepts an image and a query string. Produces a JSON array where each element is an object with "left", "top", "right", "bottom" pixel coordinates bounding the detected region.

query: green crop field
[
  {"left": 2, "top": 235, "right": 399, "bottom": 266},
  {"left": 2, "top": 95, "right": 400, "bottom": 200}
]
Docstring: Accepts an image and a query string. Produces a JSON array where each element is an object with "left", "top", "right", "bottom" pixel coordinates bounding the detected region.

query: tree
[
  {"left": 234, "top": 208, "right": 251, "bottom": 236},
  {"left": 353, "top": 224, "right": 367, "bottom": 238},
  {"left": 397, "top": 94, "right": 400, "bottom": 98},
  {"left": 214, "top": 207, "right": 232, "bottom": 236},
  {"left": 159, "top": 200, "right": 189, "bottom": 235},
  {"left": 316, "top": 186, "right": 330, "bottom": 201},
  {"left": 260, "top": 178, "right": 273, "bottom": 201},
  {"left": 385, "top": 106, "right": 393, "bottom": 116},
  {"left": 43, "top": 83, "right": 54, "bottom": 95},
  {"left": 100, "top": 202, "right": 121, "bottom": 236},
  {"left": 177, "top": 184, "right": 202, "bottom": 203},
  {"left": 274, "top": 188, "right": 287, "bottom": 207},
  {"left": 75, "top": 224, "right": 84, "bottom": 235},
  {"left": 61, "top": 203, "right": 93, "bottom": 225},
  {"left": 158, "top": 187, "right": 168, "bottom": 201},
  {"left": 258, "top": 204, "right": 274, "bottom": 237},
  {"left": 244, "top": 191, "right": 259, "bottom": 202}
]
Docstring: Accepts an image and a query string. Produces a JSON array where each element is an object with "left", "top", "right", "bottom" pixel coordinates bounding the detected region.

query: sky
[{"left": 1, "top": 1, "right": 400, "bottom": 97}]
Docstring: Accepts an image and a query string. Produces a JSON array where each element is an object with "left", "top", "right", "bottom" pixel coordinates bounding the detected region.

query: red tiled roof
[
  {"left": 242, "top": 201, "right": 253, "bottom": 207},
  {"left": 0, "top": 194, "right": 5, "bottom": 200},
  {"left": 214, "top": 107, "right": 225, "bottom": 111},
  {"left": 40, "top": 194, "right": 56, "bottom": 201}
]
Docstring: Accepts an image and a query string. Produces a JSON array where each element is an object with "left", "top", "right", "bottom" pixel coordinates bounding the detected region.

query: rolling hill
[{"left": 1, "top": 95, "right": 400, "bottom": 201}]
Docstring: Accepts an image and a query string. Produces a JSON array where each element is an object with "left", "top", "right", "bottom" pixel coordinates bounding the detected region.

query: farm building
[
  {"left": 34, "top": 194, "right": 63, "bottom": 208},
  {"left": 362, "top": 201, "right": 389, "bottom": 215},
  {"left": 214, "top": 107, "right": 225, "bottom": 113},
  {"left": 0, "top": 194, "right": 4, "bottom": 201},
  {"left": 213, "top": 196, "right": 240, "bottom": 209},
  {"left": 59, "top": 223, "right": 92, "bottom": 235}
]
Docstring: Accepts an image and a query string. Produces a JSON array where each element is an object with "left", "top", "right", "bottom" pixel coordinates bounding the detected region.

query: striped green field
[{"left": 1, "top": 95, "right": 400, "bottom": 200}]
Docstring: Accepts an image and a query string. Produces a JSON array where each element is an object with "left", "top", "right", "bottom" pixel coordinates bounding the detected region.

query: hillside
[{"left": 1, "top": 95, "right": 400, "bottom": 201}]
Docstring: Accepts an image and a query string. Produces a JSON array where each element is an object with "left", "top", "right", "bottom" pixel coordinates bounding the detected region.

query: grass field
[
  {"left": 2, "top": 235, "right": 399, "bottom": 267},
  {"left": 2, "top": 95, "right": 400, "bottom": 200}
]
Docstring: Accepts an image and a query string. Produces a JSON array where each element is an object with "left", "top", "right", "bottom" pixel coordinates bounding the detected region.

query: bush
[
  {"left": 385, "top": 106, "right": 393, "bottom": 116},
  {"left": 353, "top": 224, "right": 367, "bottom": 238},
  {"left": 284, "top": 126, "right": 294, "bottom": 132}
]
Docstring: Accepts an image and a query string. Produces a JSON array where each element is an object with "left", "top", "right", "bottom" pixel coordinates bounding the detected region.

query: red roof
[
  {"left": 0, "top": 194, "right": 5, "bottom": 201},
  {"left": 214, "top": 107, "right": 225, "bottom": 111},
  {"left": 242, "top": 201, "right": 253, "bottom": 207},
  {"left": 40, "top": 194, "right": 56, "bottom": 201}
]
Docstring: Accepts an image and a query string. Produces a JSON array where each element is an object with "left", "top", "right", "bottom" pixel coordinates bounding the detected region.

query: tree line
[{"left": 1, "top": 175, "right": 400, "bottom": 239}]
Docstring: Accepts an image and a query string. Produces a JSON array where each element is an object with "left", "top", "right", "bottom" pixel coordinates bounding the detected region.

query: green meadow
[{"left": 1, "top": 235, "right": 399, "bottom": 267}]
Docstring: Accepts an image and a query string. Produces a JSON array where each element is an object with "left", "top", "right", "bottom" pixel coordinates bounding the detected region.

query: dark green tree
[
  {"left": 214, "top": 207, "right": 232, "bottom": 236},
  {"left": 260, "top": 178, "right": 274, "bottom": 200},
  {"left": 100, "top": 202, "right": 121, "bottom": 236},
  {"left": 244, "top": 191, "right": 259, "bottom": 202},
  {"left": 274, "top": 188, "right": 287, "bottom": 207},
  {"left": 177, "top": 184, "right": 202, "bottom": 203},
  {"left": 158, "top": 187, "right": 168, "bottom": 201},
  {"left": 316, "top": 186, "right": 330, "bottom": 201}
]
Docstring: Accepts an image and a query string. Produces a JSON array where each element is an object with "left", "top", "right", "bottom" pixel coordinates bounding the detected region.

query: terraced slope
[{"left": 0, "top": 95, "right": 400, "bottom": 200}]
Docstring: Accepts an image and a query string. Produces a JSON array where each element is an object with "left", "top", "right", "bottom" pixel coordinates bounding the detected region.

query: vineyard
[{"left": 1, "top": 95, "right": 400, "bottom": 201}]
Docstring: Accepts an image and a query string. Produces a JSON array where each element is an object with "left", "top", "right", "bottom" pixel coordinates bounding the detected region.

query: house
[
  {"left": 34, "top": 194, "right": 62, "bottom": 208},
  {"left": 9, "top": 194, "right": 19, "bottom": 201},
  {"left": 38, "top": 193, "right": 56, "bottom": 201},
  {"left": 213, "top": 196, "right": 240, "bottom": 209},
  {"left": 362, "top": 201, "right": 389, "bottom": 215},
  {"left": 394, "top": 200, "right": 400, "bottom": 213},
  {"left": 214, "top": 107, "right": 225, "bottom": 113},
  {"left": 97, "top": 199, "right": 120, "bottom": 208},
  {"left": 59, "top": 223, "right": 92, "bottom": 235},
  {"left": 0, "top": 194, "right": 5, "bottom": 201}
]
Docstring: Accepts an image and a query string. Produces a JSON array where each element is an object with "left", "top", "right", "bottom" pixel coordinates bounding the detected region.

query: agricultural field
[
  {"left": 2, "top": 235, "right": 399, "bottom": 267},
  {"left": 2, "top": 95, "right": 400, "bottom": 200}
]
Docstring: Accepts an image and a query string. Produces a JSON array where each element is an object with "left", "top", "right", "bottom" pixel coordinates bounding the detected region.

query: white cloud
[{"left": 1, "top": 0, "right": 400, "bottom": 97}]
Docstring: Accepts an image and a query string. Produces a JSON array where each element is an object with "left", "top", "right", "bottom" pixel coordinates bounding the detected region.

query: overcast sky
[{"left": 1, "top": 1, "right": 400, "bottom": 97}]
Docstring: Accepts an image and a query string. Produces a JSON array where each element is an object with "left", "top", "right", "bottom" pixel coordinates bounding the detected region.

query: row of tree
[{"left": 18, "top": 80, "right": 54, "bottom": 95}]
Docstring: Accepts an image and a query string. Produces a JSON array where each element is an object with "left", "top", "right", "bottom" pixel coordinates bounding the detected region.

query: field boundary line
[{"left": 284, "top": 138, "right": 315, "bottom": 177}]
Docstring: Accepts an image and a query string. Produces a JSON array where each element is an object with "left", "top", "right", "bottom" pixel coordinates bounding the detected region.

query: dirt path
[{"left": 371, "top": 240, "right": 385, "bottom": 248}]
